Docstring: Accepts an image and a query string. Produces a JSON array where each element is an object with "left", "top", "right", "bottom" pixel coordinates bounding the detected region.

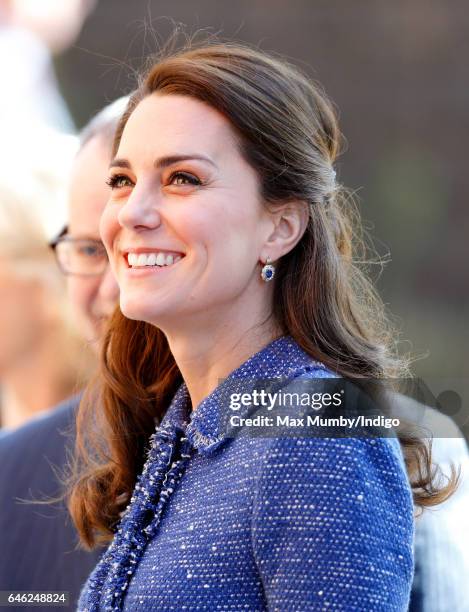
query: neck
[
  {"left": 162, "top": 298, "right": 282, "bottom": 411},
  {"left": 0, "top": 332, "right": 75, "bottom": 431}
]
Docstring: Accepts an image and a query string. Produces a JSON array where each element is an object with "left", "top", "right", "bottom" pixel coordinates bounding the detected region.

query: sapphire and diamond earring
[{"left": 261, "top": 256, "right": 275, "bottom": 282}]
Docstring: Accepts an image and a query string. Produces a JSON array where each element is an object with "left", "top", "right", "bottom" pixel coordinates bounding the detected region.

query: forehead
[{"left": 118, "top": 93, "right": 239, "bottom": 162}]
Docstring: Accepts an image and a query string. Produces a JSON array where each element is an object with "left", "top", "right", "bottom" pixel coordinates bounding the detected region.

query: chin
[
  {"left": 119, "top": 296, "right": 163, "bottom": 326},
  {"left": 120, "top": 301, "right": 145, "bottom": 322}
]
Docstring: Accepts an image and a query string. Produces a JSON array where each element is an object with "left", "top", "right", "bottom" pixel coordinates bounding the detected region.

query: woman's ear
[{"left": 260, "top": 201, "right": 309, "bottom": 262}]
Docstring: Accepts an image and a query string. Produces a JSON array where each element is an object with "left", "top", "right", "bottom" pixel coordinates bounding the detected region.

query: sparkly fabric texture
[{"left": 78, "top": 336, "right": 414, "bottom": 611}]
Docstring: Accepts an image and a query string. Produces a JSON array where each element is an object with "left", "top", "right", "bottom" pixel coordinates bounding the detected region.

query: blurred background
[{"left": 1, "top": 0, "right": 468, "bottom": 434}]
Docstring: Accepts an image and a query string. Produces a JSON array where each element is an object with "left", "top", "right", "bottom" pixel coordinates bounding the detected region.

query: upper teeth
[{"left": 127, "top": 252, "right": 182, "bottom": 267}]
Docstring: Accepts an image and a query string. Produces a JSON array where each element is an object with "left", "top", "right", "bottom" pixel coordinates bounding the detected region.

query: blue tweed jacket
[{"left": 78, "top": 336, "right": 414, "bottom": 611}]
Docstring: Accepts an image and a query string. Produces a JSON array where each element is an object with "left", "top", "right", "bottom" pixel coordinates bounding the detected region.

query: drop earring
[{"left": 261, "top": 256, "right": 275, "bottom": 282}]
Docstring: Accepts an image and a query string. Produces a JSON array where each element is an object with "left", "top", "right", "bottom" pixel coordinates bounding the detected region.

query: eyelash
[
  {"left": 169, "top": 171, "right": 202, "bottom": 186},
  {"left": 106, "top": 175, "right": 132, "bottom": 189},
  {"left": 105, "top": 171, "right": 202, "bottom": 189}
]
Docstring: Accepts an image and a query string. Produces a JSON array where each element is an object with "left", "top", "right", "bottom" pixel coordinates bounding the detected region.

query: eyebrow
[{"left": 109, "top": 154, "right": 217, "bottom": 170}]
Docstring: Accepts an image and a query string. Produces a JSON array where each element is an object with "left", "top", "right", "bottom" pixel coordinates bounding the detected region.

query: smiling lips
[{"left": 125, "top": 250, "right": 184, "bottom": 268}]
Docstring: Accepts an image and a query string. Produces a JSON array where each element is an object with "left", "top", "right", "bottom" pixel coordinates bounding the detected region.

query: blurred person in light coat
[{"left": 0, "top": 97, "right": 124, "bottom": 610}]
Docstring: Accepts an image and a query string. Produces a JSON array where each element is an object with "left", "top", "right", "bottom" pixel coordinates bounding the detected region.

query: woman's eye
[
  {"left": 169, "top": 172, "right": 201, "bottom": 186},
  {"left": 106, "top": 174, "right": 133, "bottom": 189}
]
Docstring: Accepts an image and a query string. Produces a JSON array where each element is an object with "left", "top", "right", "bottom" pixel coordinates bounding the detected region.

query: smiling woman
[{"left": 70, "top": 40, "right": 457, "bottom": 612}]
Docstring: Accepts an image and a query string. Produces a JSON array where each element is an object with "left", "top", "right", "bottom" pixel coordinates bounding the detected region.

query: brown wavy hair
[{"left": 67, "top": 39, "right": 459, "bottom": 549}]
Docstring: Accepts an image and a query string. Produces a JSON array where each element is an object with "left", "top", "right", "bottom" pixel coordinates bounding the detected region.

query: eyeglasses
[{"left": 49, "top": 233, "right": 108, "bottom": 277}]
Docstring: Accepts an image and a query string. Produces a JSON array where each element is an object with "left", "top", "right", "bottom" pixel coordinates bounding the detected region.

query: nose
[
  {"left": 117, "top": 186, "right": 162, "bottom": 231},
  {"left": 98, "top": 265, "right": 119, "bottom": 312}
]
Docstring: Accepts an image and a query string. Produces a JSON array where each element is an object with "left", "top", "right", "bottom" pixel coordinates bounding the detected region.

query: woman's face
[{"left": 101, "top": 93, "right": 275, "bottom": 329}]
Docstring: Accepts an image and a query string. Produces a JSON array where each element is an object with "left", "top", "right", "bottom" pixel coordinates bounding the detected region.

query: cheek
[
  {"left": 175, "top": 199, "right": 255, "bottom": 251},
  {"left": 179, "top": 207, "right": 261, "bottom": 298},
  {"left": 67, "top": 278, "right": 98, "bottom": 318},
  {"left": 204, "top": 205, "right": 263, "bottom": 265},
  {"left": 99, "top": 205, "right": 119, "bottom": 254}
]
